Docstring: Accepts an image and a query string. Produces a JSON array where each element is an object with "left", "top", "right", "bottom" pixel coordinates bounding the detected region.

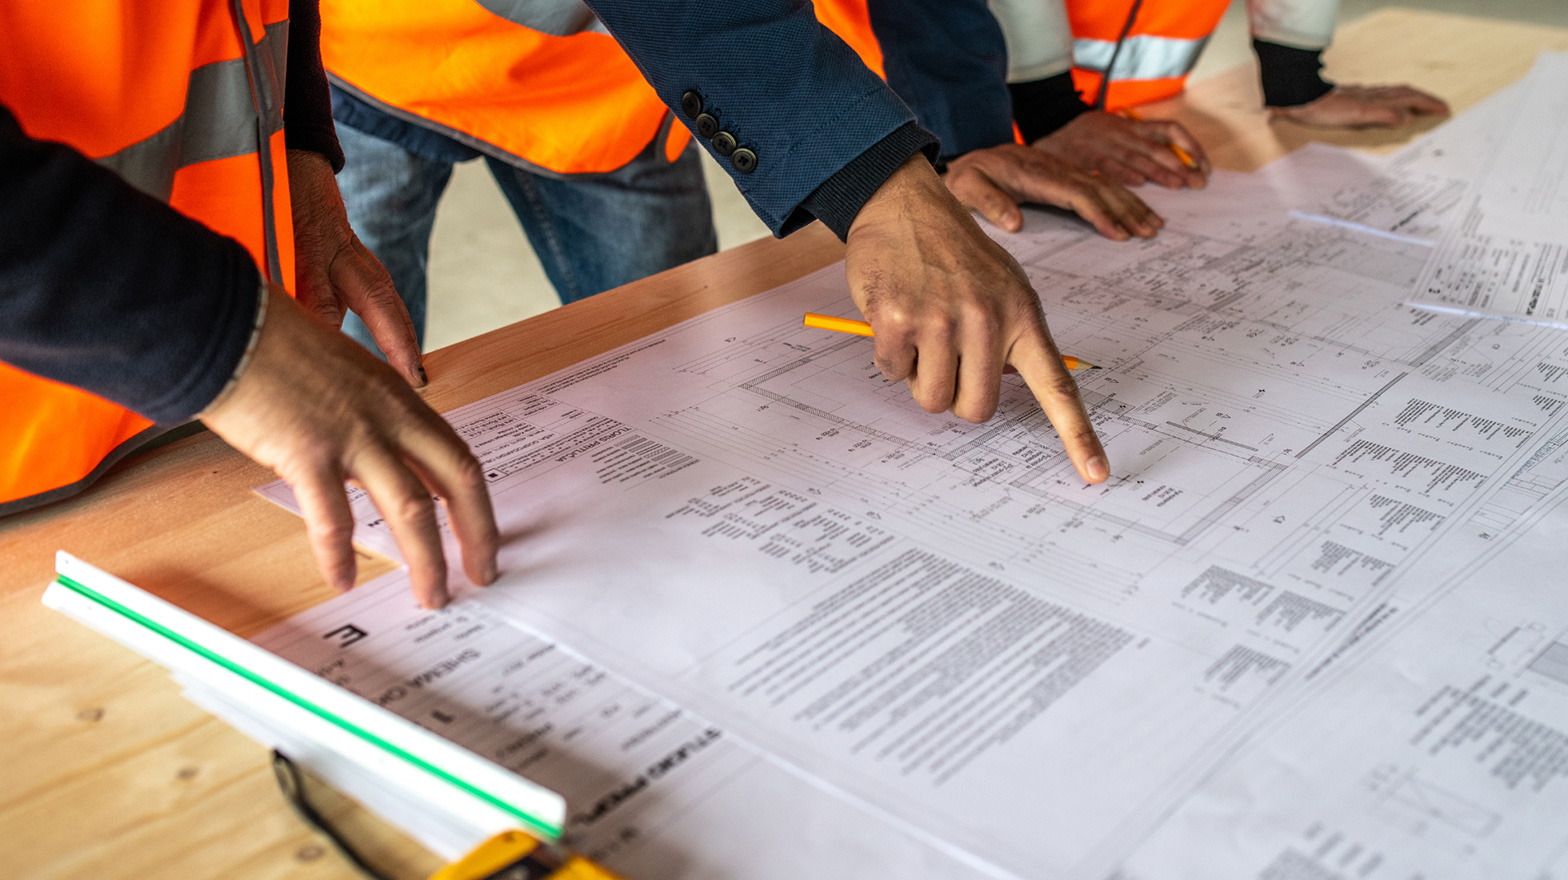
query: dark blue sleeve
[
  {"left": 580, "top": 0, "right": 928, "bottom": 235},
  {"left": 285, "top": 0, "right": 345, "bottom": 171},
  {"left": 0, "top": 105, "right": 262, "bottom": 424},
  {"left": 868, "top": 0, "right": 1015, "bottom": 160}
]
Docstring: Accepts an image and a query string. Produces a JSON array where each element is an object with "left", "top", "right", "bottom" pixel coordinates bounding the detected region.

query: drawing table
[{"left": 3, "top": 9, "right": 1566, "bottom": 878}]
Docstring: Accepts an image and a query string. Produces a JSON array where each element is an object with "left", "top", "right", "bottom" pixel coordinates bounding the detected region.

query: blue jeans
[{"left": 334, "top": 122, "right": 718, "bottom": 355}]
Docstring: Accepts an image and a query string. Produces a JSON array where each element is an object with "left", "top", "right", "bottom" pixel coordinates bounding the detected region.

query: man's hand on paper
[
  {"left": 844, "top": 155, "right": 1110, "bottom": 484},
  {"left": 200, "top": 285, "right": 499, "bottom": 609},
  {"left": 287, "top": 149, "right": 426, "bottom": 388},
  {"left": 944, "top": 143, "right": 1163, "bottom": 240},
  {"left": 1034, "top": 110, "right": 1210, "bottom": 190},
  {"left": 1271, "top": 84, "right": 1450, "bottom": 129}
]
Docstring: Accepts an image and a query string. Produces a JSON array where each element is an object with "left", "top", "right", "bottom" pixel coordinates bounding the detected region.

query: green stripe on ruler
[{"left": 53, "top": 572, "right": 562, "bottom": 839}]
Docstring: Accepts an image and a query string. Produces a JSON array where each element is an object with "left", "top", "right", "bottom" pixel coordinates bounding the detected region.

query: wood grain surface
[{"left": 4, "top": 10, "right": 1565, "bottom": 878}]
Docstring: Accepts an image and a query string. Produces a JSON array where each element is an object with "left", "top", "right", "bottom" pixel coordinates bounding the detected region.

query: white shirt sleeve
[
  {"left": 988, "top": 0, "right": 1076, "bottom": 83},
  {"left": 1247, "top": 0, "right": 1338, "bottom": 50}
]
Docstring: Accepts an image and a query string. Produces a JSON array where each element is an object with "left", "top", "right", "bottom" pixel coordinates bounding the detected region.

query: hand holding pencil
[
  {"left": 840, "top": 154, "right": 1110, "bottom": 484},
  {"left": 1121, "top": 108, "right": 1200, "bottom": 172},
  {"left": 1032, "top": 109, "right": 1209, "bottom": 191}
]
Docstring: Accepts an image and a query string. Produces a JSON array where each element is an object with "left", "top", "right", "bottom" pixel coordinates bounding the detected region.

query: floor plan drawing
[{"left": 256, "top": 140, "right": 1568, "bottom": 878}]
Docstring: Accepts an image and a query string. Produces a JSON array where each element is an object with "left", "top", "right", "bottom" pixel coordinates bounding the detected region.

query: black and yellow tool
[
  {"left": 430, "top": 830, "right": 622, "bottom": 880},
  {"left": 272, "top": 751, "right": 622, "bottom": 880}
]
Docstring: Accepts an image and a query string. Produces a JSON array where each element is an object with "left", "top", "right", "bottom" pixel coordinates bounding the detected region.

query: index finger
[
  {"left": 1007, "top": 320, "right": 1109, "bottom": 484},
  {"left": 337, "top": 241, "right": 427, "bottom": 388},
  {"left": 1153, "top": 120, "right": 1211, "bottom": 176},
  {"left": 1381, "top": 85, "right": 1450, "bottom": 116},
  {"left": 1117, "top": 122, "right": 1191, "bottom": 180},
  {"left": 401, "top": 425, "right": 500, "bottom": 590},
  {"left": 352, "top": 448, "right": 451, "bottom": 609},
  {"left": 289, "top": 458, "right": 359, "bottom": 592}
]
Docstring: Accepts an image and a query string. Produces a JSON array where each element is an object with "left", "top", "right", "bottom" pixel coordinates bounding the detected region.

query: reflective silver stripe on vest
[
  {"left": 474, "top": 0, "right": 607, "bottom": 36},
  {"left": 96, "top": 20, "right": 288, "bottom": 202},
  {"left": 1073, "top": 33, "right": 1210, "bottom": 81}
]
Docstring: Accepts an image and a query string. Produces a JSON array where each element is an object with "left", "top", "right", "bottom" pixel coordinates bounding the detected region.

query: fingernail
[
  {"left": 428, "top": 587, "right": 449, "bottom": 610},
  {"left": 1086, "top": 456, "right": 1110, "bottom": 483},
  {"left": 415, "top": 364, "right": 429, "bottom": 386},
  {"left": 330, "top": 565, "right": 356, "bottom": 593},
  {"left": 482, "top": 559, "right": 498, "bottom": 586}
]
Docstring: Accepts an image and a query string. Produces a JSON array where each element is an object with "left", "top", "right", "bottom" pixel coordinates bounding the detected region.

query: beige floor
[{"left": 418, "top": 0, "right": 1568, "bottom": 352}]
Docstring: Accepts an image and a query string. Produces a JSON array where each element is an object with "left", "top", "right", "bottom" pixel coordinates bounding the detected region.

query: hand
[
  {"left": 1033, "top": 110, "right": 1210, "bottom": 190},
  {"left": 944, "top": 143, "right": 1163, "bottom": 240},
  {"left": 287, "top": 149, "right": 426, "bottom": 387},
  {"left": 1270, "top": 84, "right": 1449, "bottom": 129},
  {"left": 845, "top": 155, "right": 1109, "bottom": 484},
  {"left": 201, "top": 285, "right": 499, "bottom": 609}
]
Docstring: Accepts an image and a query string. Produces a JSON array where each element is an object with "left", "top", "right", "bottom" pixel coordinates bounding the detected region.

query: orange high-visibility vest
[
  {"left": 0, "top": 0, "right": 295, "bottom": 514},
  {"left": 811, "top": 0, "right": 886, "bottom": 79},
  {"left": 321, "top": 0, "right": 693, "bottom": 173},
  {"left": 320, "top": 0, "right": 885, "bottom": 175},
  {"left": 1068, "top": 0, "right": 1232, "bottom": 110}
]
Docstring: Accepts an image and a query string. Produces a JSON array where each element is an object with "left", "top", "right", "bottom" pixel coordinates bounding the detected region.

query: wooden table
[{"left": 4, "top": 9, "right": 1565, "bottom": 878}]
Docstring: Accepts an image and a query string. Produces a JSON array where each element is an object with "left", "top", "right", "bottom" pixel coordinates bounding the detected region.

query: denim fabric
[{"left": 334, "top": 122, "right": 717, "bottom": 356}]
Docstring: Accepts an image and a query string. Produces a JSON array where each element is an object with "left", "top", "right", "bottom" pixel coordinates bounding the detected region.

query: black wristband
[
  {"left": 1008, "top": 72, "right": 1092, "bottom": 143},
  {"left": 797, "top": 122, "right": 940, "bottom": 241},
  {"left": 1253, "top": 40, "right": 1335, "bottom": 108}
]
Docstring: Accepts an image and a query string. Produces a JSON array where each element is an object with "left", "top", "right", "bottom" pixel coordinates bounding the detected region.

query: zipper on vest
[
  {"left": 228, "top": 0, "right": 284, "bottom": 286},
  {"left": 1092, "top": 0, "right": 1146, "bottom": 110}
]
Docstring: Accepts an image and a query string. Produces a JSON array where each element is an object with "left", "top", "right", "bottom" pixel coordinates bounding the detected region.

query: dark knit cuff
[
  {"left": 1009, "top": 72, "right": 1093, "bottom": 143},
  {"left": 797, "top": 122, "right": 940, "bottom": 241},
  {"left": 1253, "top": 40, "right": 1335, "bottom": 108},
  {"left": 285, "top": 120, "right": 344, "bottom": 173},
  {"left": 284, "top": 0, "right": 345, "bottom": 172}
]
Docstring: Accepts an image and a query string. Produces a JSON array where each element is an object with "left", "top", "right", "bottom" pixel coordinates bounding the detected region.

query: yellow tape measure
[{"left": 430, "top": 830, "right": 623, "bottom": 880}]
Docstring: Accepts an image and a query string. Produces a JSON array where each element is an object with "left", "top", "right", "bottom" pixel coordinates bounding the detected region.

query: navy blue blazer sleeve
[
  {"left": 0, "top": 6, "right": 338, "bottom": 426},
  {"left": 868, "top": 0, "right": 1016, "bottom": 160},
  {"left": 581, "top": 0, "right": 928, "bottom": 235},
  {"left": 0, "top": 104, "right": 262, "bottom": 425}
]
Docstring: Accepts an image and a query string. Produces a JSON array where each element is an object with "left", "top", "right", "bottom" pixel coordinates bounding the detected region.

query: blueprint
[
  {"left": 1461, "top": 53, "right": 1568, "bottom": 242},
  {"left": 1410, "top": 54, "right": 1568, "bottom": 327},
  {"left": 1120, "top": 425, "right": 1568, "bottom": 879},
  {"left": 220, "top": 579, "right": 985, "bottom": 878},
  {"left": 1287, "top": 79, "right": 1524, "bottom": 248},
  {"left": 260, "top": 150, "right": 1568, "bottom": 876},
  {"left": 1290, "top": 143, "right": 1465, "bottom": 246}
]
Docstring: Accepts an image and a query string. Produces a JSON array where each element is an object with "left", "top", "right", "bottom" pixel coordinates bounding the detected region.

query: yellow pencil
[
  {"left": 1122, "top": 107, "right": 1200, "bottom": 171},
  {"left": 803, "top": 313, "right": 1100, "bottom": 371}
]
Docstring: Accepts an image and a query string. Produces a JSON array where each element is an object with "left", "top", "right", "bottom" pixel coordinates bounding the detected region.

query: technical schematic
[
  {"left": 1409, "top": 53, "right": 1568, "bottom": 328},
  {"left": 260, "top": 160, "right": 1568, "bottom": 877}
]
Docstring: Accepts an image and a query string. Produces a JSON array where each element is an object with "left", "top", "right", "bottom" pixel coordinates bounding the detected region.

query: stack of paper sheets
[
  {"left": 1405, "top": 54, "right": 1568, "bottom": 327},
  {"left": 50, "top": 52, "right": 1568, "bottom": 880}
]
